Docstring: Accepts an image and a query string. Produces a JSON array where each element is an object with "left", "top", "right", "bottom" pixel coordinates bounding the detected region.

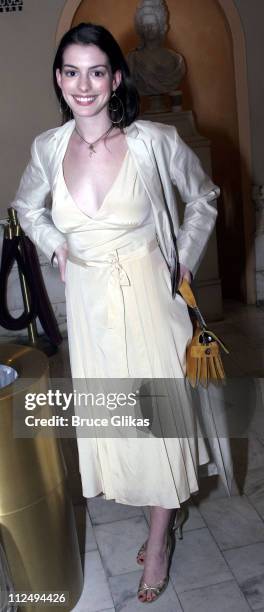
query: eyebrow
[{"left": 62, "top": 63, "right": 108, "bottom": 69}]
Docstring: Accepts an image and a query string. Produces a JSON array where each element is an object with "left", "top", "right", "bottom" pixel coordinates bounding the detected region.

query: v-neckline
[{"left": 61, "top": 146, "right": 129, "bottom": 221}]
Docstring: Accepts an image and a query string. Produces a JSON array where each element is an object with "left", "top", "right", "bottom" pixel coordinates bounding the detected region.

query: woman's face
[{"left": 56, "top": 43, "right": 121, "bottom": 119}]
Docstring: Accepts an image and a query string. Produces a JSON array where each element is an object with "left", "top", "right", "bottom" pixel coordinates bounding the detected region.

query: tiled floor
[{"left": 3, "top": 298, "right": 264, "bottom": 611}]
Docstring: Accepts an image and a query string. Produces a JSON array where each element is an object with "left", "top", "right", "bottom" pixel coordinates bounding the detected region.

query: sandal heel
[{"left": 173, "top": 505, "right": 188, "bottom": 540}]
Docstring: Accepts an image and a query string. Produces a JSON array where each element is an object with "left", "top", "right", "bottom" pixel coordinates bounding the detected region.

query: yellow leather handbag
[{"left": 178, "top": 279, "right": 230, "bottom": 388}]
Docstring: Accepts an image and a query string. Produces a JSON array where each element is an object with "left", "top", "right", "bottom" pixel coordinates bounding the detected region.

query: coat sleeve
[
  {"left": 169, "top": 128, "right": 220, "bottom": 277},
  {"left": 11, "top": 136, "right": 66, "bottom": 262}
]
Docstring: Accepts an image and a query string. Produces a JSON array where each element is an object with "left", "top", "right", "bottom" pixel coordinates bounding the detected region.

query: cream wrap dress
[{"left": 52, "top": 147, "right": 211, "bottom": 509}]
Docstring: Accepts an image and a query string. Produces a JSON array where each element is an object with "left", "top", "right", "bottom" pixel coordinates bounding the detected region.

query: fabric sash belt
[
  {"left": 67, "top": 238, "right": 159, "bottom": 376},
  {"left": 67, "top": 237, "right": 158, "bottom": 269}
]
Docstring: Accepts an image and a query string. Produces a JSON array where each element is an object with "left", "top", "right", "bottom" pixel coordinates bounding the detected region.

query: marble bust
[{"left": 127, "top": 0, "right": 186, "bottom": 98}]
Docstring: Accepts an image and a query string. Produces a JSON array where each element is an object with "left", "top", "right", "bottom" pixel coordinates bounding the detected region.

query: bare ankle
[{"left": 146, "top": 537, "right": 167, "bottom": 555}]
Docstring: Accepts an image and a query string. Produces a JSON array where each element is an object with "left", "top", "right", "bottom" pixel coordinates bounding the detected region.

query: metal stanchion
[
  {"left": 4, "top": 209, "right": 38, "bottom": 347},
  {"left": 0, "top": 210, "right": 62, "bottom": 356},
  {"left": 0, "top": 344, "right": 83, "bottom": 611}
]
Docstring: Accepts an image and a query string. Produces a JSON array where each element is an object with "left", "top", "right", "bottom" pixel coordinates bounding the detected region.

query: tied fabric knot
[
  {"left": 107, "top": 251, "right": 131, "bottom": 376},
  {"left": 107, "top": 252, "right": 130, "bottom": 327},
  {"left": 108, "top": 255, "right": 131, "bottom": 288}
]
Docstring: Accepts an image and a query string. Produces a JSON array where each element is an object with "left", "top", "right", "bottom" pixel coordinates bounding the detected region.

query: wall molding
[
  {"left": 217, "top": 0, "right": 255, "bottom": 303},
  {"left": 56, "top": 0, "right": 80, "bottom": 43}
]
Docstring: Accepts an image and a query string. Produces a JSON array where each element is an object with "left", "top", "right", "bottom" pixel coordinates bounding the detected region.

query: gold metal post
[{"left": 0, "top": 344, "right": 83, "bottom": 611}]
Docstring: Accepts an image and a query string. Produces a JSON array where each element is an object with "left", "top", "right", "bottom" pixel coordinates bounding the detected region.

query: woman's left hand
[{"left": 178, "top": 262, "right": 192, "bottom": 287}]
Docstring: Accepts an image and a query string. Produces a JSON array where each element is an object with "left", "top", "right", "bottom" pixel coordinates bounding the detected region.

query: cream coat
[
  {"left": 12, "top": 120, "right": 234, "bottom": 496},
  {"left": 12, "top": 119, "right": 220, "bottom": 294}
]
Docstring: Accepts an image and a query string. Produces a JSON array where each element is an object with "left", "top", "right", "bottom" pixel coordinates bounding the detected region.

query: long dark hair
[{"left": 53, "top": 22, "right": 139, "bottom": 127}]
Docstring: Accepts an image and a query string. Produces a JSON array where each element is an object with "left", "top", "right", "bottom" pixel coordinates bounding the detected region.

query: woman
[{"left": 12, "top": 23, "right": 220, "bottom": 604}]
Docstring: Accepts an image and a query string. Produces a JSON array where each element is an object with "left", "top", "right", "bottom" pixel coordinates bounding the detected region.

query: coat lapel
[
  {"left": 51, "top": 120, "right": 75, "bottom": 187},
  {"left": 124, "top": 122, "right": 164, "bottom": 213},
  {"left": 125, "top": 122, "right": 178, "bottom": 295}
]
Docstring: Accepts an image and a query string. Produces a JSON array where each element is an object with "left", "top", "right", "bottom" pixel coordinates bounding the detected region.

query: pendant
[{"left": 88, "top": 144, "right": 96, "bottom": 157}]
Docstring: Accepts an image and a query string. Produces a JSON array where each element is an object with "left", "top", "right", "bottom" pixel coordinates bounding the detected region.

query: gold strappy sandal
[
  {"left": 137, "top": 533, "right": 173, "bottom": 604},
  {"left": 136, "top": 505, "right": 187, "bottom": 566}
]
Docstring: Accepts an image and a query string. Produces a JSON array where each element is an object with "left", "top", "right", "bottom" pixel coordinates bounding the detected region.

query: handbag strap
[
  {"left": 178, "top": 278, "right": 198, "bottom": 309},
  {"left": 178, "top": 278, "right": 207, "bottom": 329}
]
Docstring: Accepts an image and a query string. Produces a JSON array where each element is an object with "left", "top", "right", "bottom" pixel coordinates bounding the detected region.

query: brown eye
[{"left": 65, "top": 70, "right": 77, "bottom": 77}]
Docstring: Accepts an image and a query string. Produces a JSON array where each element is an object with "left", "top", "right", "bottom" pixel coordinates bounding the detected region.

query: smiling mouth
[{"left": 73, "top": 95, "right": 97, "bottom": 105}]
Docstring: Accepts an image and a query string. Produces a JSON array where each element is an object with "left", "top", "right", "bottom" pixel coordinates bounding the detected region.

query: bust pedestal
[{"left": 141, "top": 109, "right": 223, "bottom": 321}]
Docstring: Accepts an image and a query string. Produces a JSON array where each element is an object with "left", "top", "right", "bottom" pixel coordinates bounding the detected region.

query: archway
[{"left": 55, "top": 0, "right": 255, "bottom": 304}]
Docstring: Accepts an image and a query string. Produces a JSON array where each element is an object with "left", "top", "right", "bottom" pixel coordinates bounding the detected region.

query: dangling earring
[{"left": 108, "top": 91, "right": 124, "bottom": 124}]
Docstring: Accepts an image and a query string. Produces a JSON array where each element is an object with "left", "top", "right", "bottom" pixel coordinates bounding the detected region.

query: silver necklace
[{"left": 74, "top": 124, "right": 114, "bottom": 157}]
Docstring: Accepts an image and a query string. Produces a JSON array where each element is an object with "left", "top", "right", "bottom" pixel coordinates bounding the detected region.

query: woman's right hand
[{"left": 54, "top": 242, "right": 68, "bottom": 283}]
